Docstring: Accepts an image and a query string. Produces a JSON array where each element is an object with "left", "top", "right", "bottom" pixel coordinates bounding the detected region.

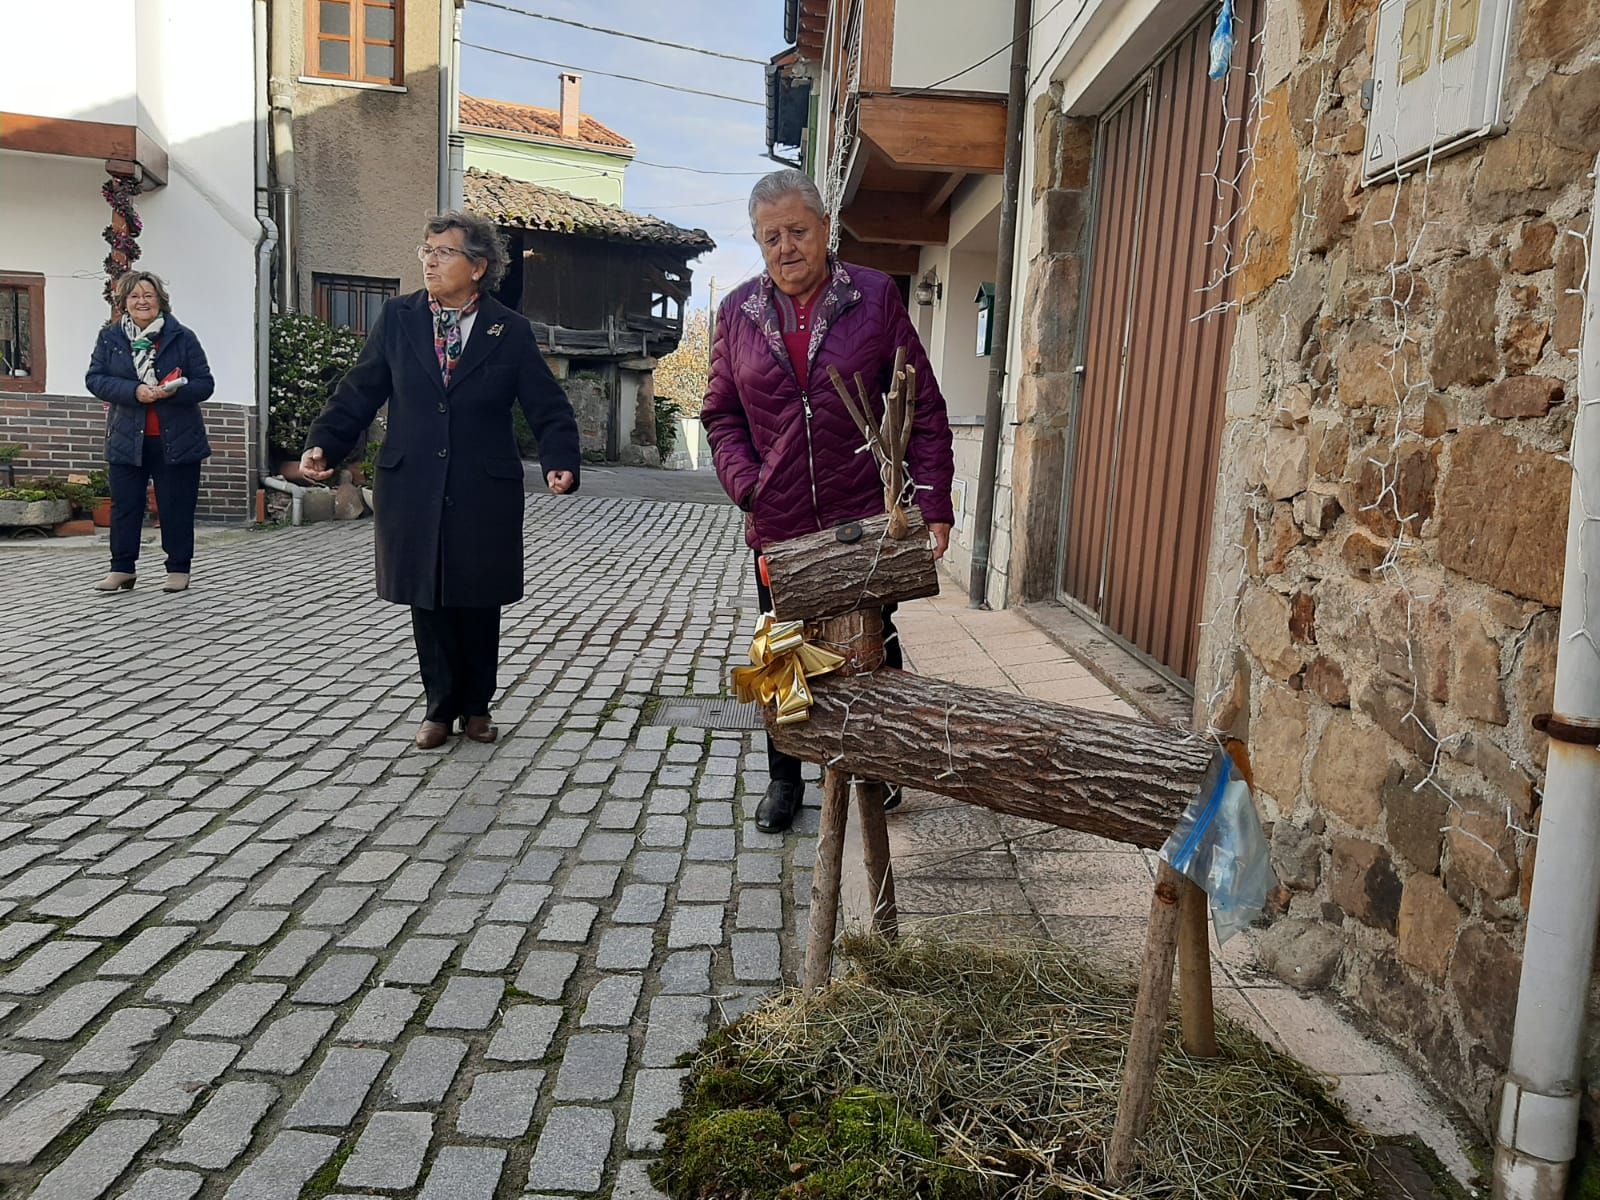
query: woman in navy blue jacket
[{"left": 85, "top": 271, "right": 215, "bottom": 593}]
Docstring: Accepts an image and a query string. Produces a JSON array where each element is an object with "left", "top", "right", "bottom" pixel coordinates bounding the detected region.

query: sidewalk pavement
[{"left": 841, "top": 572, "right": 1481, "bottom": 1188}]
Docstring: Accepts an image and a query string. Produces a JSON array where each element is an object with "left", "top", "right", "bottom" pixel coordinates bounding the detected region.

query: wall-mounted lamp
[{"left": 913, "top": 268, "right": 942, "bottom": 307}]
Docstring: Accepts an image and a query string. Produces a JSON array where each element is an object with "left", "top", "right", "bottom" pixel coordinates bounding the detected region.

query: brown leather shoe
[
  {"left": 462, "top": 715, "right": 498, "bottom": 744},
  {"left": 414, "top": 720, "right": 450, "bottom": 750}
]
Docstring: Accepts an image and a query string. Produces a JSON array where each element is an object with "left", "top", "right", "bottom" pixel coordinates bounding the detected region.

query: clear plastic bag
[{"left": 1160, "top": 749, "right": 1276, "bottom": 944}]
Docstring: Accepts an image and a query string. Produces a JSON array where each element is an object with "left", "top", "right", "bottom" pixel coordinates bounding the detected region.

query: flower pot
[{"left": 92, "top": 496, "right": 113, "bottom": 527}]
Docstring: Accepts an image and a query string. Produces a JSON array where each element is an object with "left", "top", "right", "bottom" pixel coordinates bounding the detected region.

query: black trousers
[
  {"left": 754, "top": 552, "right": 902, "bottom": 784},
  {"left": 411, "top": 605, "right": 501, "bottom": 724},
  {"left": 109, "top": 437, "right": 200, "bottom": 574}
]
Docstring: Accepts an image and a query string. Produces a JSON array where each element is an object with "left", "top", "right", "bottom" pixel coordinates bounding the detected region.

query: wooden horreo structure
[{"left": 745, "top": 356, "right": 1238, "bottom": 1184}]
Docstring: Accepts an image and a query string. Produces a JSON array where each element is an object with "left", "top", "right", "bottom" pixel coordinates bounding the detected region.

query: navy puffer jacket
[
  {"left": 86, "top": 314, "right": 215, "bottom": 467},
  {"left": 701, "top": 260, "right": 955, "bottom": 551}
]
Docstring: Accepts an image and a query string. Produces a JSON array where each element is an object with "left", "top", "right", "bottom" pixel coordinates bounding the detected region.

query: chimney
[{"left": 559, "top": 73, "right": 581, "bottom": 140}]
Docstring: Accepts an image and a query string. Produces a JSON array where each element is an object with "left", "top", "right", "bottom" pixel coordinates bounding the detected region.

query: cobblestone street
[{"left": 0, "top": 493, "right": 812, "bottom": 1199}]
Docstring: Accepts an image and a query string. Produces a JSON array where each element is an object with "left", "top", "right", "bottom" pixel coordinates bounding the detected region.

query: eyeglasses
[{"left": 416, "top": 245, "right": 475, "bottom": 264}]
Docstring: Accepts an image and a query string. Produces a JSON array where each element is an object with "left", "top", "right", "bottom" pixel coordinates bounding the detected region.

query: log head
[{"left": 764, "top": 511, "right": 939, "bottom": 622}]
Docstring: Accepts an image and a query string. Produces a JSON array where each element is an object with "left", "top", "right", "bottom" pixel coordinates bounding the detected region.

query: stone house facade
[{"left": 1193, "top": 0, "right": 1597, "bottom": 1133}]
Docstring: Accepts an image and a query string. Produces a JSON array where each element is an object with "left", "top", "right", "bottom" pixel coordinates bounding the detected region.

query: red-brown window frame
[
  {"left": 306, "top": 0, "right": 404, "bottom": 86},
  {"left": 313, "top": 272, "right": 399, "bottom": 336},
  {"left": 0, "top": 271, "right": 46, "bottom": 395}
]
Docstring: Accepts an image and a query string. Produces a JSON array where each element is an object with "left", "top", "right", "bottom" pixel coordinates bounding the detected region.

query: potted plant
[
  {"left": 89, "top": 470, "right": 112, "bottom": 527},
  {"left": 0, "top": 485, "right": 71, "bottom": 528}
]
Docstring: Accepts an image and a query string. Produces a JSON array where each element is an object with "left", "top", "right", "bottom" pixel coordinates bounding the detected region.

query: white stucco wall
[
  {"left": 890, "top": 0, "right": 1010, "bottom": 94},
  {"left": 0, "top": 5, "right": 137, "bottom": 125},
  {"left": 0, "top": 0, "right": 258, "bottom": 405}
]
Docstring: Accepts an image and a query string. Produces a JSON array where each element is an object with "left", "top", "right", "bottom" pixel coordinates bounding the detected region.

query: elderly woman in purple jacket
[{"left": 702, "top": 169, "right": 956, "bottom": 833}]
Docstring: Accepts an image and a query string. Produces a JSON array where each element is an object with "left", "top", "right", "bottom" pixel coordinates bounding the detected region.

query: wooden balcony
[
  {"left": 0, "top": 112, "right": 168, "bottom": 187},
  {"left": 806, "top": 0, "right": 1007, "bottom": 272}
]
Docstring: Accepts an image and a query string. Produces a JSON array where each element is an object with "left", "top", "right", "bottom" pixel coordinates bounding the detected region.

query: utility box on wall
[{"left": 1363, "top": 0, "right": 1515, "bottom": 182}]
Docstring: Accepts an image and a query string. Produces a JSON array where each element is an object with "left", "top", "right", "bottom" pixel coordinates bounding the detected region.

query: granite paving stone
[
  {"left": 282, "top": 1047, "right": 388, "bottom": 1128},
  {"left": 627, "top": 1068, "right": 687, "bottom": 1151},
  {"left": 485, "top": 1004, "right": 563, "bottom": 1062},
  {"left": 339, "top": 1110, "right": 433, "bottom": 1189},
  {"left": 28, "top": 1116, "right": 157, "bottom": 1200},
  {"left": 161, "top": 1081, "right": 277, "bottom": 1168},
  {"left": 643, "top": 996, "right": 713, "bottom": 1067},
  {"left": 0, "top": 1050, "right": 44, "bottom": 1100},
  {"left": 3, "top": 938, "right": 99, "bottom": 993},
  {"left": 526, "top": 1107, "right": 614, "bottom": 1192},
  {"left": 111, "top": 1039, "right": 240, "bottom": 1114},
  {"left": 581, "top": 974, "right": 644, "bottom": 1026},
  {"left": 456, "top": 1068, "right": 545, "bottom": 1137},
  {"left": 553, "top": 1032, "right": 629, "bottom": 1100},
  {"left": 220, "top": 1130, "right": 339, "bottom": 1200},
  {"left": 236, "top": 1009, "right": 338, "bottom": 1073},
  {"left": 417, "top": 1144, "right": 506, "bottom": 1200},
  {"left": 385, "top": 1036, "right": 467, "bottom": 1104},
  {"left": 120, "top": 1168, "right": 204, "bottom": 1200},
  {"left": 292, "top": 953, "right": 376, "bottom": 1004},
  {"left": 337, "top": 986, "right": 421, "bottom": 1042},
  {"left": 185, "top": 983, "right": 287, "bottom": 1038},
  {"left": 381, "top": 936, "right": 457, "bottom": 985},
  {"left": 0, "top": 1082, "right": 101, "bottom": 1164},
  {"left": 426, "top": 976, "right": 504, "bottom": 1029},
  {"left": 147, "top": 950, "right": 245, "bottom": 1004},
  {"left": 250, "top": 929, "right": 331, "bottom": 978},
  {"left": 514, "top": 950, "right": 580, "bottom": 1000}
]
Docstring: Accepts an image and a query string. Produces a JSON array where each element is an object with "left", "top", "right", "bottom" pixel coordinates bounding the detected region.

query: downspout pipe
[
  {"left": 254, "top": 0, "right": 278, "bottom": 502},
  {"left": 1492, "top": 159, "right": 1600, "bottom": 1200},
  {"left": 268, "top": 0, "right": 297, "bottom": 311},
  {"left": 439, "top": 0, "right": 465, "bottom": 211},
  {"left": 967, "top": 0, "right": 1030, "bottom": 609}
]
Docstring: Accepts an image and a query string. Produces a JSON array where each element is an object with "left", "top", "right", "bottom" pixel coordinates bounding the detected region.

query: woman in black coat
[
  {"left": 86, "top": 271, "right": 215, "bottom": 593},
  {"left": 301, "top": 211, "right": 581, "bottom": 750}
]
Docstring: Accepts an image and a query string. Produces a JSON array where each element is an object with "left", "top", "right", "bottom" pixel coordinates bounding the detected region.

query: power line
[
  {"left": 462, "top": 41, "right": 764, "bottom": 107},
  {"left": 467, "top": 0, "right": 765, "bottom": 66},
  {"left": 469, "top": 140, "right": 769, "bottom": 177}
]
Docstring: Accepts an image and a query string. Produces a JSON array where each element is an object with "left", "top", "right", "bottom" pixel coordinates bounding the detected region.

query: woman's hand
[
  {"left": 930, "top": 522, "right": 952, "bottom": 561},
  {"left": 299, "top": 447, "right": 336, "bottom": 483},
  {"left": 547, "top": 470, "right": 575, "bottom": 495},
  {"left": 136, "top": 384, "right": 161, "bottom": 405}
]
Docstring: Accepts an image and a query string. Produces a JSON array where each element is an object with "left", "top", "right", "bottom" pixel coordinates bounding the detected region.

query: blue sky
[{"left": 461, "top": 0, "right": 785, "bottom": 310}]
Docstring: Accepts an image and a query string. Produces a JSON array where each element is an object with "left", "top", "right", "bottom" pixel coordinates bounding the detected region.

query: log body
[
  {"left": 770, "top": 669, "right": 1213, "bottom": 850},
  {"left": 765, "top": 512, "right": 940, "bottom": 622}
]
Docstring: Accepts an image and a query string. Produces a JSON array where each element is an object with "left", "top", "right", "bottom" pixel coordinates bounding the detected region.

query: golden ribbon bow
[{"left": 731, "top": 614, "right": 847, "bottom": 725}]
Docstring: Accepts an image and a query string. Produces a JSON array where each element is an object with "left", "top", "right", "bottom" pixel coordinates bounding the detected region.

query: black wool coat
[
  {"left": 306, "top": 290, "right": 581, "bottom": 609},
  {"left": 86, "top": 313, "right": 215, "bottom": 466}
]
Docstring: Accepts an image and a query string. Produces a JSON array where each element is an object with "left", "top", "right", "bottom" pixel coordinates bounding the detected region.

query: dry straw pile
[{"left": 654, "top": 932, "right": 1374, "bottom": 1199}]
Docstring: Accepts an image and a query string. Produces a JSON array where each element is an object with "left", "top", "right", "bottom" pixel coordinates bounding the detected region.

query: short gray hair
[
  {"left": 747, "top": 170, "right": 827, "bottom": 232},
  {"left": 424, "top": 210, "right": 510, "bottom": 291}
]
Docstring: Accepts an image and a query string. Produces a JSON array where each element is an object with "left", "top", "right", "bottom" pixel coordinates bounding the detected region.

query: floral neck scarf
[
  {"left": 121, "top": 313, "right": 164, "bottom": 385},
  {"left": 429, "top": 294, "right": 480, "bottom": 386}
]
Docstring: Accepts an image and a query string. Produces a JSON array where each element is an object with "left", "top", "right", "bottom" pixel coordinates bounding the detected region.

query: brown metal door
[{"left": 1058, "top": 7, "right": 1257, "bottom": 682}]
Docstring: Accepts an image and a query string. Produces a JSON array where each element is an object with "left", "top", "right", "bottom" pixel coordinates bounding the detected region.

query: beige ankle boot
[
  {"left": 95, "top": 572, "right": 136, "bottom": 592},
  {"left": 162, "top": 572, "right": 190, "bottom": 593}
]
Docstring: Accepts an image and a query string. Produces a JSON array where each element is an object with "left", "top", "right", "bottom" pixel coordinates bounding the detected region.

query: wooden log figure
[{"left": 736, "top": 345, "right": 1235, "bottom": 1183}]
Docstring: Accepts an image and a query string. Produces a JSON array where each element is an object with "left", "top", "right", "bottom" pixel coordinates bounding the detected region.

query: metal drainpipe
[
  {"left": 268, "top": 0, "right": 297, "bottom": 312},
  {"left": 449, "top": 1, "right": 465, "bottom": 209},
  {"left": 438, "top": 0, "right": 452, "bottom": 211},
  {"left": 254, "top": 0, "right": 278, "bottom": 496},
  {"left": 967, "top": 0, "right": 1031, "bottom": 609},
  {"left": 1492, "top": 158, "right": 1600, "bottom": 1200}
]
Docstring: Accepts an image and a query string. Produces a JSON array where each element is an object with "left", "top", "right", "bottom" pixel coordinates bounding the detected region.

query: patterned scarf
[
  {"left": 121, "top": 313, "right": 164, "bottom": 385},
  {"left": 430, "top": 294, "right": 480, "bottom": 386}
]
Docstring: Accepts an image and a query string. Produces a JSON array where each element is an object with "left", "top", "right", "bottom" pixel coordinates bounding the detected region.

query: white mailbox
[{"left": 1363, "top": 0, "right": 1516, "bottom": 183}]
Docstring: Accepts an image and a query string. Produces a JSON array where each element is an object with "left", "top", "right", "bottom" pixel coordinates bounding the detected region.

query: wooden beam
[
  {"left": 1, "top": 113, "right": 167, "bottom": 185},
  {"left": 922, "top": 171, "right": 966, "bottom": 216},
  {"left": 859, "top": 0, "right": 895, "bottom": 91},
  {"left": 841, "top": 190, "right": 949, "bottom": 246},
  {"left": 770, "top": 669, "right": 1213, "bottom": 850},
  {"left": 835, "top": 235, "right": 921, "bottom": 276},
  {"left": 858, "top": 94, "right": 1007, "bottom": 174}
]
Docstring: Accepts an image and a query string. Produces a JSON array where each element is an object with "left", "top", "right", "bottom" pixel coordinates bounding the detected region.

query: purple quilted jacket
[{"left": 702, "top": 259, "right": 956, "bottom": 551}]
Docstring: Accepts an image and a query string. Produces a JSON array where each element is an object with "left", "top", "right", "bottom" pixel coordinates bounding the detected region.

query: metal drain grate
[{"left": 642, "top": 695, "right": 765, "bottom": 731}]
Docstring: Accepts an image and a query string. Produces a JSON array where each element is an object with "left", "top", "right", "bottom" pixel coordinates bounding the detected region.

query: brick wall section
[
  {"left": 0, "top": 393, "right": 257, "bottom": 521},
  {"left": 1191, "top": 0, "right": 1600, "bottom": 1134}
]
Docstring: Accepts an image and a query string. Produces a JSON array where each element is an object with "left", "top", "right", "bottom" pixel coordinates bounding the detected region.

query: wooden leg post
[
  {"left": 1176, "top": 877, "right": 1218, "bottom": 1058},
  {"left": 854, "top": 780, "right": 898, "bottom": 937},
  {"left": 1106, "top": 861, "right": 1185, "bottom": 1184},
  {"left": 804, "top": 767, "right": 851, "bottom": 991}
]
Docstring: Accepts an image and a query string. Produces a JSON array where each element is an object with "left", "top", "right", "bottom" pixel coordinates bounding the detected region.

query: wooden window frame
[
  {"left": 0, "top": 271, "right": 45, "bottom": 395},
  {"left": 313, "top": 272, "right": 400, "bottom": 336},
  {"left": 306, "top": 0, "right": 404, "bottom": 87}
]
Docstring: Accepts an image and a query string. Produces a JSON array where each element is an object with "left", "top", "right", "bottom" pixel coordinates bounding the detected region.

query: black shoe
[
  {"left": 756, "top": 780, "right": 804, "bottom": 833},
  {"left": 884, "top": 784, "right": 903, "bottom": 812}
]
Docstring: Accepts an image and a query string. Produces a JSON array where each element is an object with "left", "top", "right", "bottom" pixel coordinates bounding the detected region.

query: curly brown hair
[{"left": 111, "top": 271, "right": 172, "bottom": 318}]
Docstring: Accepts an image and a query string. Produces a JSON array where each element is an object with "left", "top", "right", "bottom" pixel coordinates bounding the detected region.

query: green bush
[
  {"left": 656, "top": 396, "right": 681, "bottom": 461},
  {"left": 269, "top": 313, "right": 364, "bottom": 460}
]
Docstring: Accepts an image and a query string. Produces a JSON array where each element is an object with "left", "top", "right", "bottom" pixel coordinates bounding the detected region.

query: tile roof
[
  {"left": 460, "top": 94, "right": 634, "bottom": 153},
  {"left": 465, "top": 168, "right": 716, "bottom": 254}
]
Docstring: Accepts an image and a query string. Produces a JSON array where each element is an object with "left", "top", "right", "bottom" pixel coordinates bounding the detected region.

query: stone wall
[
  {"left": 1199, "top": 0, "right": 1600, "bottom": 1132},
  {"left": 0, "top": 393, "right": 257, "bottom": 521}
]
